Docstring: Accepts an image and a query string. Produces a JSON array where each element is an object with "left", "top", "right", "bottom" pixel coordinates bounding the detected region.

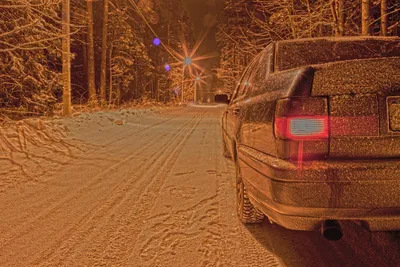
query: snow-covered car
[{"left": 217, "top": 37, "right": 400, "bottom": 240}]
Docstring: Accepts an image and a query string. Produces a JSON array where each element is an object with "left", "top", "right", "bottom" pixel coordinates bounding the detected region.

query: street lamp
[
  {"left": 194, "top": 76, "right": 201, "bottom": 102},
  {"left": 181, "top": 57, "right": 192, "bottom": 102},
  {"left": 184, "top": 57, "right": 192, "bottom": 66}
]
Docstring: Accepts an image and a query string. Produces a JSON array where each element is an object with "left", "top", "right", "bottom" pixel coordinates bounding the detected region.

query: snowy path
[{"left": 0, "top": 106, "right": 399, "bottom": 266}]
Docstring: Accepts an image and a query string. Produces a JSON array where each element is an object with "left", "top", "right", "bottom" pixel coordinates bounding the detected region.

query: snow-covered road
[{"left": 0, "top": 106, "right": 399, "bottom": 266}]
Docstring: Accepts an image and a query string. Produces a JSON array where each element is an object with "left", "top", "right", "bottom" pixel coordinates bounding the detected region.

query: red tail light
[{"left": 275, "top": 97, "right": 329, "bottom": 160}]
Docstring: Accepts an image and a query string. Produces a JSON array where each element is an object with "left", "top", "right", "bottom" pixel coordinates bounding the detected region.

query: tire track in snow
[
  {"left": 34, "top": 111, "right": 206, "bottom": 266},
  {"left": 0, "top": 109, "right": 186, "bottom": 215},
  {"left": 126, "top": 114, "right": 227, "bottom": 266},
  {"left": 90, "top": 110, "right": 207, "bottom": 265},
  {"left": 0, "top": 111, "right": 201, "bottom": 262}
]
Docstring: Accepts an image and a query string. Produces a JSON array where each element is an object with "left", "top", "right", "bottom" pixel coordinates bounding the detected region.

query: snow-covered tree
[{"left": 0, "top": 0, "right": 63, "bottom": 115}]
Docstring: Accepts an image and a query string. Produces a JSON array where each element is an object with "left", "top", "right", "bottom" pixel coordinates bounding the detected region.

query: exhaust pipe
[{"left": 321, "top": 220, "right": 343, "bottom": 241}]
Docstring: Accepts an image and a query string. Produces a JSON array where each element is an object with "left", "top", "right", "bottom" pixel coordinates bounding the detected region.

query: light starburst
[{"left": 166, "top": 28, "right": 218, "bottom": 77}]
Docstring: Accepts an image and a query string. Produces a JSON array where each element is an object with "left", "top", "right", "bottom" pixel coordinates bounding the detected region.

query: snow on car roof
[
  {"left": 311, "top": 57, "right": 400, "bottom": 96},
  {"left": 276, "top": 37, "right": 400, "bottom": 71}
]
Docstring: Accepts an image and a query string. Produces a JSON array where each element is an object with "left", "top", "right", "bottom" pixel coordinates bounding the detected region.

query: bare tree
[
  {"left": 87, "top": 0, "right": 96, "bottom": 103},
  {"left": 62, "top": 0, "right": 72, "bottom": 115},
  {"left": 338, "top": 0, "right": 345, "bottom": 36},
  {"left": 100, "top": 0, "right": 109, "bottom": 103},
  {"left": 381, "top": 0, "right": 388, "bottom": 36},
  {"left": 331, "top": 0, "right": 346, "bottom": 36},
  {"left": 361, "top": 0, "right": 370, "bottom": 35}
]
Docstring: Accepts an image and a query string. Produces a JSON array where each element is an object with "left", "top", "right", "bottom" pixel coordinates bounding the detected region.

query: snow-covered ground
[{"left": 0, "top": 106, "right": 399, "bottom": 266}]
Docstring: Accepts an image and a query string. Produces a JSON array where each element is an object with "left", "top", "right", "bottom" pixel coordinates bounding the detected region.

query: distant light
[
  {"left": 153, "top": 38, "right": 161, "bottom": 46},
  {"left": 196, "top": 76, "right": 201, "bottom": 81},
  {"left": 184, "top": 57, "right": 192, "bottom": 65},
  {"left": 244, "top": 81, "right": 249, "bottom": 86},
  {"left": 165, "top": 64, "right": 171, "bottom": 72}
]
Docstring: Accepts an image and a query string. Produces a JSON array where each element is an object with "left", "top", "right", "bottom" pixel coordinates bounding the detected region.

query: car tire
[
  {"left": 236, "top": 163, "right": 264, "bottom": 224},
  {"left": 222, "top": 134, "right": 231, "bottom": 158}
]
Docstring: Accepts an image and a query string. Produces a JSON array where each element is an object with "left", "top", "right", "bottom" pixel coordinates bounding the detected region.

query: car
[{"left": 216, "top": 37, "right": 400, "bottom": 241}]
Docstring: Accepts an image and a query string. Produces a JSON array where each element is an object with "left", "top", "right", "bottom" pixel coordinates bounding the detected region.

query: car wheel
[
  {"left": 236, "top": 163, "right": 264, "bottom": 224},
  {"left": 222, "top": 134, "right": 231, "bottom": 158}
]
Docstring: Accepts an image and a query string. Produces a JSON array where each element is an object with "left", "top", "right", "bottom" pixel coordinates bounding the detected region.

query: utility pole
[
  {"left": 194, "top": 82, "right": 197, "bottom": 102},
  {"left": 194, "top": 76, "right": 200, "bottom": 102},
  {"left": 62, "top": 0, "right": 71, "bottom": 116},
  {"left": 181, "top": 66, "right": 185, "bottom": 103}
]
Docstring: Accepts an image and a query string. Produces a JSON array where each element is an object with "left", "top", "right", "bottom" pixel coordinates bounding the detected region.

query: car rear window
[{"left": 276, "top": 37, "right": 400, "bottom": 71}]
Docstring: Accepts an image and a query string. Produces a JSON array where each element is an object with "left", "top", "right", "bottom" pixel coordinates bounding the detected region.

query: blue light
[
  {"left": 153, "top": 38, "right": 161, "bottom": 46},
  {"left": 165, "top": 64, "right": 171, "bottom": 72},
  {"left": 184, "top": 57, "right": 192, "bottom": 65}
]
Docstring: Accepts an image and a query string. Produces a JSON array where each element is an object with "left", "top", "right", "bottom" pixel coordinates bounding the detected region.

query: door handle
[{"left": 233, "top": 108, "right": 240, "bottom": 115}]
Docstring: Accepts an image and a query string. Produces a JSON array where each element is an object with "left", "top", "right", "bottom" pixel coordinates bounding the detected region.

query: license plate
[{"left": 388, "top": 99, "right": 400, "bottom": 131}]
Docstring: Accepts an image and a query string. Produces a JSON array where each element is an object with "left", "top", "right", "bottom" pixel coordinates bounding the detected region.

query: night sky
[{"left": 184, "top": 0, "right": 223, "bottom": 99}]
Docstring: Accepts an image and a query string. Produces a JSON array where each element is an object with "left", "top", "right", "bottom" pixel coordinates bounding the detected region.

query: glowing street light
[
  {"left": 153, "top": 37, "right": 161, "bottom": 46},
  {"left": 184, "top": 57, "right": 192, "bottom": 66},
  {"left": 181, "top": 57, "right": 193, "bottom": 102},
  {"left": 164, "top": 29, "right": 218, "bottom": 102}
]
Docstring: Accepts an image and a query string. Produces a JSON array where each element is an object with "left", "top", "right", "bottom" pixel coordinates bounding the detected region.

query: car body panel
[
  {"left": 220, "top": 37, "right": 400, "bottom": 231},
  {"left": 238, "top": 145, "right": 400, "bottom": 231}
]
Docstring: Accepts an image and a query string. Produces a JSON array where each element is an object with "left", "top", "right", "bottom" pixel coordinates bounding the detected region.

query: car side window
[
  {"left": 249, "top": 43, "right": 275, "bottom": 96},
  {"left": 230, "top": 66, "right": 251, "bottom": 103},
  {"left": 257, "top": 44, "right": 274, "bottom": 79},
  {"left": 265, "top": 43, "right": 275, "bottom": 76},
  {"left": 234, "top": 70, "right": 252, "bottom": 103},
  {"left": 231, "top": 56, "right": 260, "bottom": 104},
  {"left": 229, "top": 78, "right": 243, "bottom": 103}
]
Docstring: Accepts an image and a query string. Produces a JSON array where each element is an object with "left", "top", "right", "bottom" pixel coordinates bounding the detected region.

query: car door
[
  {"left": 238, "top": 44, "right": 279, "bottom": 198},
  {"left": 225, "top": 59, "right": 259, "bottom": 158},
  {"left": 240, "top": 44, "right": 277, "bottom": 156}
]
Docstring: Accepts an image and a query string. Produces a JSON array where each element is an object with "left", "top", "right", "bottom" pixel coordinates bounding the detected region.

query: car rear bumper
[{"left": 238, "top": 145, "right": 400, "bottom": 231}]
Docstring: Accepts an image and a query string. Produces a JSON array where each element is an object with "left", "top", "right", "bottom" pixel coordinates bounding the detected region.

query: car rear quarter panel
[{"left": 239, "top": 67, "right": 315, "bottom": 158}]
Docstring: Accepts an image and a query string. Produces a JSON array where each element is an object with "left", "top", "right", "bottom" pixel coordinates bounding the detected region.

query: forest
[
  {"left": 216, "top": 0, "right": 400, "bottom": 94},
  {"left": 1, "top": 0, "right": 194, "bottom": 116},
  {"left": 0, "top": 0, "right": 399, "bottom": 116}
]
